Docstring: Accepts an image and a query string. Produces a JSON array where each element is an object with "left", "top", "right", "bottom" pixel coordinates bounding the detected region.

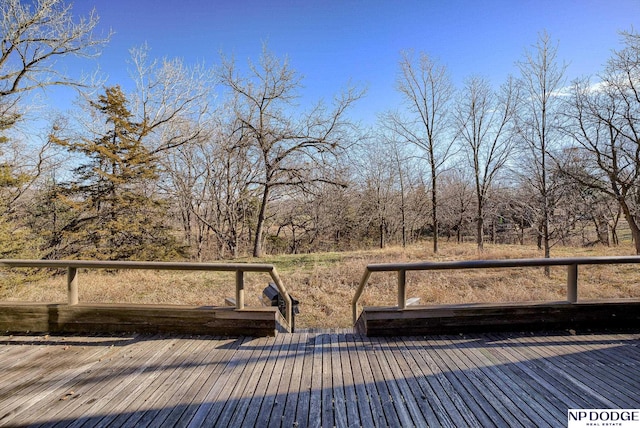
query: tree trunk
[
  {"left": 253, "top": 185, "right": 270, "bottom": 257},
  {"left": 476, "top": 197, "right": 484, "bottom": 250},
  {"left": 432, "top": 171, "right": 438, "bottom": 253},
  {"left": 476, "top": 216, "right": 484, "bottom": 251},
  {"left": 611, "top": 206, "right": 621, "bottom": 246},
  {"left": 543, "top": 215, "right": 551, "bottom": 276},
  {"left": 400, "top": 202, "right": 406, "bottom": 249},
  {"left": 537, "top": 223, "right": 543, "bottom": 250},
  {"left": 491, "top": 220, "right": 496, "bottom": 244},
  {"left": 618, "top": 198, "right": 640, "bottom": 254}
]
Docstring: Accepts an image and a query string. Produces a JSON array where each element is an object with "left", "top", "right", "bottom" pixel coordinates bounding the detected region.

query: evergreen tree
[{"left": 50, "top": 86, "right": 183, "bottom": 260}]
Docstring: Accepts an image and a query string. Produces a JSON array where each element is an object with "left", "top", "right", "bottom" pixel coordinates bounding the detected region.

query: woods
[{"left": 1, "top": 1, "right": 639, "bottom": 262}]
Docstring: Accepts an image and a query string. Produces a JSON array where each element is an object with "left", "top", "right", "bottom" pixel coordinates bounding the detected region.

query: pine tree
[{"left": 50, "top": 86, "right": 184, "bottom": 260}]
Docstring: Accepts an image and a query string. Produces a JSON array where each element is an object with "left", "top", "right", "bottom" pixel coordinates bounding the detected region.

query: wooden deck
[
  {"left": 0, "top": 330, "right": 638, "bottom": 427},
  {"left": 356, "top": 299, "right": 640, "bottom": 336},
  {"left": 0, "top": 303, "right": 289, "bottom": 337}
]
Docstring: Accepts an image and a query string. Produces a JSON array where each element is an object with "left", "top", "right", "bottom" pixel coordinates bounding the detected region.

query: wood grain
[{"left": 0, "top": 330, "right": 638, "bottom": 427}]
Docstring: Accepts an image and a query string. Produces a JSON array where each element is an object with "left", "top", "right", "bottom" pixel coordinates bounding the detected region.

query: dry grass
[{"left": 2, "top": 241, "right": 639, "bottom": 329}]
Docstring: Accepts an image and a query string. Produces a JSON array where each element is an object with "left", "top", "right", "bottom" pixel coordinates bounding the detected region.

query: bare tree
[
  {"left": 0, "top": 0, "right": 109, "bottom": 111},
  {"left": 0, "top": 0, "right": 108, "bottom": 259},
  {"left": 454, "top": 76, "right": 518, "bottom": 250},
  {"left": 218, "top": 45, "right": 363, "bottom": 257},
  {"left": 387, "top": 51, "right": 456, "bottom": 253},
  {"left": 0, "top": 0, "right": 109, "bottom": 195},
  {"left": 439, "top": 168, "right": 474, "bottom": 243},
  {"left": 166, "top": 112, "right": 257, "bottom": 260},
  {"left": 389, "top": 138, "right": 410, "bottom": 248},
  {"left": 516, "top": 31, "right": 566, "bottom": 265},
  {"left": 560, "top": 32, "right": 640, "bottom": 253},
  {"left": 358, "top": 138, "right": 398, "bottom": 249},
  {"left": 128, "top": 46, "right": 213, "bottom": 156}
]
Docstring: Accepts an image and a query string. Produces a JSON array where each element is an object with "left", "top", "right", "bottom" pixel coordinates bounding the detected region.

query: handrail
[
  {"left": 351, "top": 255, "right": 640, "bottom": 324},
  {"left": 0, "top": 259, "right": 293, "bottom": 327}
]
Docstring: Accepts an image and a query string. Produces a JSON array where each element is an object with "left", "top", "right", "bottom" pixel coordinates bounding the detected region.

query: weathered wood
[
  {"left": 0, "top": 303, "right": 288, "bottom": 336},
  {"left": 235, "top": 270, "right": 245, "bottom": 310},
  {"left": 0, "top": 337, "right": 129, "bottom": 425},
  {"left": 336, "top": 333, "right": 359, "bottom": 427},
  {"left": 380, "top": 337, "right": 443, "bottom": 426},
  {"left": 428, "top": 336, "right": 521, "bottom": 426},
  {"left": 352, "top": 332, "right": 387, "bottom": 426},
  {"left": 280, "top": 332, "right": 308, "bottom": 427},
  {"left": 451, "top": 335, "right": 556, "bottom": 427},
  {"left": 344, "top": 333, "right": 376, "bottom": 427},
  {"left": 128, "top": 339, "right": 207, "bottom": 427},
  {"left": 67, "top": 267, "right": 78, "bottom": 305},
  {"left": 321, "top": 333, "right": 334, "bottom": 428},
  {"left": 397, "top": 269, "right": 407, "bottom": 309},
  {"left": 329, "top": 333, "right": 348, "bottom": 428},
  {"left": 484, "top": 333, "right": 589, "bottom": 411},
  {"left": 520, "top": 334, "right": 638, "bottom": 409},
  {"left": 177, "top": 337, "right": 250, "bottom": 428},
  {"left": 294, "top": 331, "right": 314, "bottom": 426},
  {"left": 218, "top": 336, "right": 276, "bottom": 426},
  {"left": 391, "top": 337, "right": 450, "bottom": 426},
  {"left": 352, "top": 255, "right": 640, "bottom": 324},
  {"left": 1, "top": 331, "right": 638, "bottom": 427},
  {"left": 308, "top": 331, "right": 324, "bottom": 427},
  {"left": 255, "top": 332, "right": 293, "bottom": 426},
  {"left": 420, "top": 336, "right": 490, "bottom": 427},
  {"left": 95, "top": 336, "right": 203, "bottom": 428},
  {"left": 240, "top": 335, "right": 283, "bottom": 426},
  {"left": 0, "top": 258, "right": 294, "bottom": 327},
  {"left": 212, "top": 336, "right": 270, "bottom": 426},
  {"left": 373, "top": 336, "right": 425, "bottom": 427},
  {"left": 567, "top": 264, "right": 578, "bottom": 303},
  {"left": 356, "top": 300, "right": 640, "bottom": 336},
  {"left": 75, "top": 337, "right": 195, "bottom": 427},
  {"left": 269, "top": 332, "right": 299, "bottom": 424},
  {"left": 361, "top": 336, "right": 402, "bottom": 426}
]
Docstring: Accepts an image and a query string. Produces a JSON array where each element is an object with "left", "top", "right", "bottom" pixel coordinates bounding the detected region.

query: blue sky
[{"left": 58, "top": 0, "right": 640, "bottom": 124}]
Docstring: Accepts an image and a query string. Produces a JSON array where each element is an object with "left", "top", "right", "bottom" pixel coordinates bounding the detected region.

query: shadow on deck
[{"left": 0, "top": 330, "right": 638, "bottom": 427}]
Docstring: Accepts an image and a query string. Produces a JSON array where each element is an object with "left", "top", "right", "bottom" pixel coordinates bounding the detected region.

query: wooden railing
[
  {"left": 0, "top": 259, "right": 293, "bottom": 326},
  {"left": 351, "top": 255, "right": 640, "bottom": 324}
]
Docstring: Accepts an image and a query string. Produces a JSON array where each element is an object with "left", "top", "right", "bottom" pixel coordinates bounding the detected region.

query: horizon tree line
[{"left": 0, "top": 0, "right": 638, "bottom": 266}]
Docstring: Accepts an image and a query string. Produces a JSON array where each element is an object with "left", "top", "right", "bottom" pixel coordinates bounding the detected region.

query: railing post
[
  {"left": 269, "top": 269, "right": 292, "bottom": 328},
  {"left": 567, "top": 264, "right": 578, "bottom": 303},
  {"left": 67, "top": 267, "right": 78, "bottom": 305},
  {"left": 397, "top": 269, "right": 406, "bottom": 309},
  {"left": 352, "top": 269, "right": 371, "bottom": 324},
  {"left": 235, "top": 270, "right": 245, "bottom": 310}
]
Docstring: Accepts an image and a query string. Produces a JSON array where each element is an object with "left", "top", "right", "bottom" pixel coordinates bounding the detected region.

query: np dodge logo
[{"left": 568, "top": 410, "right": 640, "bottom": 427}]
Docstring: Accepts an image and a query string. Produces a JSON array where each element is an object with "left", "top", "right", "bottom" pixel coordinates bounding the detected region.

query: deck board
[
  {"left": 414, "top": 336, "right": 483, "bottom": 427},
  {"left": 354, "top": 335, "right": 388, "bottom": 426},
  {"left": 344, "top": 333, "right": 376, "bottom": 427},
  {"left": 0, "top": 331, "right": 638, "bottom": 427},
  {"left": 430, "top": 337, "right": 519, "bottom": 427},
  {"left": 452, "top": 336, "right": 554, "bottom": 427}
]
